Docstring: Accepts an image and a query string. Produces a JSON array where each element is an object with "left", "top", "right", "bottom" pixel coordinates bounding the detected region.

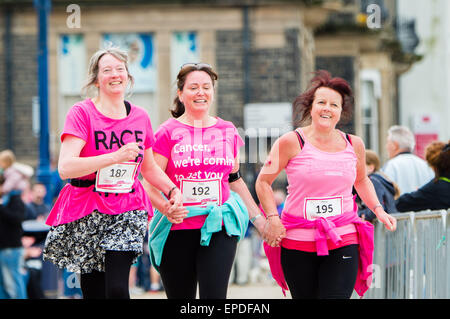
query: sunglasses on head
[
  {"left": 180, "top": 62, "right": 212, "bottom": 70},
  {"left": 443, "top": 143, "right": 450, "bottom": 152}
]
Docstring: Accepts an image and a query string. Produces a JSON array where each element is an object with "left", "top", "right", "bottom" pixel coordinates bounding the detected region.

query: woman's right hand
[
  {"left": 113, "top": 142, "right": 141, "bottom": 163},
  {"left": 263, "top": 215, "right": 286, "bottom": 247}
]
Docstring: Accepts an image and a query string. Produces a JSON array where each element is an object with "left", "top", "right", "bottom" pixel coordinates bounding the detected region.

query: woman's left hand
[
  {"left": 376, "top": 209, "right": 397, "bottom": 231},
  {"left": 163, "top": 188, "right": 188, "bottom": 224},
  {"left": 166, "top": 188, "right": 183, "bottom": 213},
  {"left": 163, "top": 204, "right": 188, "bottom": 224}
]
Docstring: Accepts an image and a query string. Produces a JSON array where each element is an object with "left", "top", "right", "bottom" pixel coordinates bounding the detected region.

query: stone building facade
[{"left": 0, "top": 0, "right": 416, "bottom": 184}]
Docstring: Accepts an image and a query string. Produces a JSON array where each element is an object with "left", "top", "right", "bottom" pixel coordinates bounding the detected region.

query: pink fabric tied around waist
[
  {"left": 314, "top": 217, "right": 342, "bottom": 256},
  {"left": 263, "top": 210, "right": 374, "bottom": 298}
]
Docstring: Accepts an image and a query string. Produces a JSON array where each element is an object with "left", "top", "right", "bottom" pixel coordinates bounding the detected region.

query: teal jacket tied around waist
[{"left": 148, "top": 191, "right": 249, "bottom": 269}]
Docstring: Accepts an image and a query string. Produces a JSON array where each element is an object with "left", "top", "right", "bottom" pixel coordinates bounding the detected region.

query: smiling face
[
  {"left": 310, "top": 87, "right": 343, "bottom": 129},
  {"left": 178, "top": 70, "right": 214, "bottom": 115},
  {"left": 96, "top": 53, "right": 129, "bottom": 97}
]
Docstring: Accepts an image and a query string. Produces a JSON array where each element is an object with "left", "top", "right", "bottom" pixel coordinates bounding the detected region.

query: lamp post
[
  {"left": 33, "top": 1, "right": 60, "bottom": 298},
  {"left": 34, "top": 0, "right": 52, "bottom": 206}
]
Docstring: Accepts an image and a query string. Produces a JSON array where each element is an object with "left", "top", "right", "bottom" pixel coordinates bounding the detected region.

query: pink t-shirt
[
  {"left": 152, "top": 117, "right": 244, "bottom": 230},
  {"left": 45, "top": 98, "right": 154, "bottom": 226}
]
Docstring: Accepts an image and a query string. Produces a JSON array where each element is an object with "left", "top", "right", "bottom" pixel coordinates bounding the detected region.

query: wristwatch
[{"left": 250, "top": 213, "right": 263, "bottom": 224}]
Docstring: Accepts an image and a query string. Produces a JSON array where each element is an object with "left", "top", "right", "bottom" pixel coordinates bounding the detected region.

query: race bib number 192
[{"left": 180, "top": 179, "right": 221, "bottom": 207}]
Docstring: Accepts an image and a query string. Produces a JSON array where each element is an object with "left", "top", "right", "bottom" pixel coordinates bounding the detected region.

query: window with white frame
[{"left": 360, "top": 69, "right": 381, "bottom": 153}]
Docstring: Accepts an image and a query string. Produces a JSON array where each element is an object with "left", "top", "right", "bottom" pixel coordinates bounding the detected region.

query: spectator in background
[
  {"left": 22, "top": 182, "right": 51, "bottom": 299},
  {"left": 396, "top": 141, "right": 450, "bottom": 212},
  {"left": 0, "top": 171, "right": 27, "bottom": 299},
  {"left": 0, "top": 150, "right": 33, "bottom": 194},
  {"left": 25, "top": 183, "right": 51, "bottom": 221},
  {"left": 358, "top": 150, "right": 399, "bottom": 222},
  {"left": 382, "top": 125, "right": 434, "bottom": 195},
  {"left": 21, "top": 236, "right": 45, "bottom": 299}
]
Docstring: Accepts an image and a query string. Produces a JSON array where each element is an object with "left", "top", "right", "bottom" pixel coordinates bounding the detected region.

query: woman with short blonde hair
[{"left": 42, "top": 46, "right": 182, "bottom": 299}]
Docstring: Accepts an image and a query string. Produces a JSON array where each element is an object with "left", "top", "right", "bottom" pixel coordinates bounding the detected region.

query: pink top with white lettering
[
  {"left": 45, "top": 98, "right": 154, "bottom": 226},
  {"left": 281, "top": 128, "right": 358, "bottom": 246},
  {"left": 152, "top": 118, "right": 244, "bottom": 230}
]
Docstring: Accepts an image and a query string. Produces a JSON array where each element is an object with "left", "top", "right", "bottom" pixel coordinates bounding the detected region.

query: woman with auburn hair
[
  {"left": 396, "top": 140, "right": 450, "bottom": 212},
  {"left": 256, "top": 70, "right": 396, "bottom": 299}
]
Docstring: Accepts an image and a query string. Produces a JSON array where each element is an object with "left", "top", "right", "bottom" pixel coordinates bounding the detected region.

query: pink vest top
[{"left": 282, "top": 128, "right": 358, "bottom": 241}]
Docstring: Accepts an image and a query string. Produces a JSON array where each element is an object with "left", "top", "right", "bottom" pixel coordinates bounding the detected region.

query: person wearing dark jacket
[
  {"left": 358, "top": 150, "right": 399, "bottom": 222},
  {"left": 396, "top": 141, "right": 450, "bottom": 212},
  {"left": 0, "top": 173, "right": 27, "bottom": 298}
]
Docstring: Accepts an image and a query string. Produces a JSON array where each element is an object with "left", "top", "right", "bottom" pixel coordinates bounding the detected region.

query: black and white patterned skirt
[{"left": 43, "top": 209, "right": 147, "bottom": 274}]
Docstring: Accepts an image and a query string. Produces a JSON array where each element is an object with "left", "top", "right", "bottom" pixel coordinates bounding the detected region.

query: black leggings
[
  {"left": 280, "top": 244, "right": 359, "bottom": 299},
  {"left": 80, "top": 250, "right": 135, "bottom": 299},
  {"left": 158, "top": 228, "right": 238, "bottom": 299}
]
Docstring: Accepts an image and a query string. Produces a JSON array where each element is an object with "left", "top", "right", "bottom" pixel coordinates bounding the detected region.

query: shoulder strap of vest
[
  {"left": 294, "top": 129, "right": 304, "bottom": 149},
  {"left": 345, "top": 133, "right": 352, "bottom": 145}
]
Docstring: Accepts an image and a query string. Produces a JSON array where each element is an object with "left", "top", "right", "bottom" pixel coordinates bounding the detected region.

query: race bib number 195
[{"left": 304, "top": 195, "right": 343, "bottom": 220}]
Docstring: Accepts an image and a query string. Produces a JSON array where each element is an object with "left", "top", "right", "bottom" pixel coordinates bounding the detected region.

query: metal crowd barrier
[{"left": 365, "top": 209, "right": 450, "bottom": 299}]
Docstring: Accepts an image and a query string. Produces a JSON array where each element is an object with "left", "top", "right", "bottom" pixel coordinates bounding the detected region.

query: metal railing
[{"left": 365, "top": 209, "right": 450, "bottom": 299}]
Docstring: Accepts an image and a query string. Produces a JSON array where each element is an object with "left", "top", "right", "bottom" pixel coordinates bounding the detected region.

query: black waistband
[
  {"left": 70, "top": 179, "right": 95, "bottom": 187},
  {"left": 69, "top": 178, "right": 135, "bottom": 195}
]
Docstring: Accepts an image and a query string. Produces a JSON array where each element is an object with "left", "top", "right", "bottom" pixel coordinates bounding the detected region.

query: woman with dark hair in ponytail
[
  {"left": 145, "top": 63, "right": 266, "bottom": 299},
  {"left": 169, "top": 64, "right": 218, "bottom": 118}
]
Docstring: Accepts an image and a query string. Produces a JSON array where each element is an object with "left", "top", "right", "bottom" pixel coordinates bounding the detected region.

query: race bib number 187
[{"left": 95, "top": 162, "right": 138, "bottom": 193}]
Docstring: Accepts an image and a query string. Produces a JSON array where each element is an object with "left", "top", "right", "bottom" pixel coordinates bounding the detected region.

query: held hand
[
  {"left": 114, "top": 142, "right": 140, "bottom": 163},
  {"left": 166, "top": 188, "right": 183, "bottom": 213},
  {"left": 163, "top": 202, "right": 188, "bottom": 224},
  {"left": 263, "top": 216, "right": 286, "bottom": 247},
  {"left": 164, "top": 188, "right": 187, "bottom": 224}
]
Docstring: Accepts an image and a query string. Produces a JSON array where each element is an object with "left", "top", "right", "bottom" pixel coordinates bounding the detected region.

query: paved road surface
[{"left": 131, "top": 281, "right": 291, "bottom": 299}]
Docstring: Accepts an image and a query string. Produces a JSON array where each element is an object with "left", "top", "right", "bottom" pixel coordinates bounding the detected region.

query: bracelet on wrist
[
  {"left": 166, "top": 186, "right": 177, "bottom": 199},
  {"left": 266, "top": 213, "right": 279, "bottom": 219}
]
